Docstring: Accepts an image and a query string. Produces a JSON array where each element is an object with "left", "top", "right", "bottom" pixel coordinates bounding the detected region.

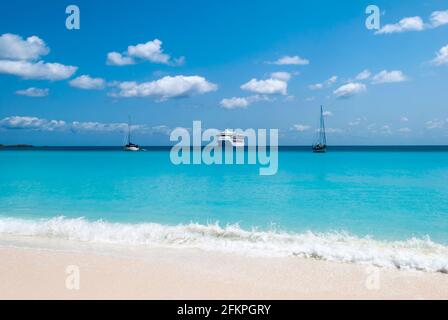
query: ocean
[{"left": 1, "top": 147, "right": 448, "bottom": 273}]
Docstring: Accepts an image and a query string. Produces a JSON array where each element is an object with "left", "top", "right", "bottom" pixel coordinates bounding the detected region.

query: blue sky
[{"left": 0, "top": 0, "right": 447, "bottom": 145}]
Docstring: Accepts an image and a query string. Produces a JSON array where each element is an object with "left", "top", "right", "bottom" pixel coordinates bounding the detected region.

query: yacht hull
[{"left": 124, "top": 146, "right": 140, "bottom": 152}]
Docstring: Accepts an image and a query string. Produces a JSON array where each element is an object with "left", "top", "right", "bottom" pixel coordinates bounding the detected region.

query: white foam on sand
[{"left": 0, "top": 216, "right": 447, "bottom": 273}]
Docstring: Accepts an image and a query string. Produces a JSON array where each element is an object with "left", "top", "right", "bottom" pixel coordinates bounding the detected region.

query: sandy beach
[{"left": 1, "top": 239, "right": 447, "bottom": 300}]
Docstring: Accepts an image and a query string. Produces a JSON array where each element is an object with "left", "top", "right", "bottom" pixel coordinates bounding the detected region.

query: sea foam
[{"left": 0, "top": 216, "right": 447, "bottom": 273}]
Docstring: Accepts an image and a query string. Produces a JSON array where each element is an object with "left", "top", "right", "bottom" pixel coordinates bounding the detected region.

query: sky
[{"left": 0, "top": 0, "right": 447, "bottom": 146}]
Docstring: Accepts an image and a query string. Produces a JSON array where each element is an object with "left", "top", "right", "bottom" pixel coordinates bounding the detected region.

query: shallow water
[{"left": 1, "top": 148, "right": 448, "bottom": 272}]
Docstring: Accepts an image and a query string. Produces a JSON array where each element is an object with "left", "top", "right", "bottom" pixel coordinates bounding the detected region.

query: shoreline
[{"left": 1, "top": 238, "right": 448, "bottom": 299}]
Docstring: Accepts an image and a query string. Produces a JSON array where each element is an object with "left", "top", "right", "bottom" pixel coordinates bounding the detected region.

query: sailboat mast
[
  {"left": 127, "top": 115, "right": 131, "bottom": 144},
  {"left": 320, "top": 106, "right": 326, "bottom": 145}
]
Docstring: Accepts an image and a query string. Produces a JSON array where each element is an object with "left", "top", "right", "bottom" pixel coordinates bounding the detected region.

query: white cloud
[
  {"left": 398, "top": 127, "right": 411, "bottom": 133},
  {"left": 15, "top": 87, "right": 49, "bottom": 97},
  {"left": 323, "top": 111, "right": 333, "bottom": 117},
  {"left": 268, "top": 55, "right": 309, "bottom": 65},
  {"left": 349, "top": 118, "right": 362, "bottom": 126},
  {"left": 0, "top": 33, "right": 77, "bottom": 81},
  {"left": 151, "top": 125, "right": 172, "bottom": 135},
  {"left": 127, "top": 39, "right": 170, "bottom": 64},
  {"left": 107, "top": 39, "right": 183, "bottom": 66},
  {"left": 430, "top": 10, "right": 448, "bottom": 28},
  {"left": 220, "top": 97, "right": 250, "bottom": 109},
  {"left": 431, "top": 44, "right": 448, "bottom": 66},
  {"left": 355, "top": 69, "right": 371, "bottom": 81},
  {"left": 333, "top": 82, "right": 366, "bottom": 99},
  {"left": 241, "top": 78, "right": 287, "bottom": 95},
  {"left": 326, "top": 128, "right": 343, "bottom": 134},
  {"left": 425, "top": 119, "right": 444, "bottom": 129},
  {"left": 291, "top": 124, "right": 311, "bottom": 132},
  {"left": 71, "top": 121, "right": 129, "bottom": 133},
  {"left": 0, "top": 116, "right": 65, "bottom": 131},
  {"left": 309, "top": 76, "right": 337, "bottom": 90},
  {"left": 106, "top": 52, "right": 134, "bottom": 66},
  {"left": 220, "top": 95, "right": 267, "bottom": 109},
  {"left": 0, "top": 116, "right": 174, "bottom": 136},
  {"left": 376, "top": 16, "right": 425, "bottom": 34},
  {"left": 400, "top": 116, "right": 409, "bottom": 122},
  {"left": 70, "top": 75, "right": 106, "bottom": 90},
  {"left": 0, "top": 33, "right": 49, "bottom": 61},
  {"left": 372, "top": 70, "right": 407, "bottom": 84},
  {"left": 270, "top": 71, "right": 292, "bottom": 81},
  {"left": 111, "top": 75, "right": 217, "bottom": 100},
  {"left": 0, "top": 60, "right": 77, "bottom": 80},
  {"left": 376, "top": 10, "right": 448, "bottom": 35},
  {"left": 69, "top": 121, "right": 160, "bottom": 134}
]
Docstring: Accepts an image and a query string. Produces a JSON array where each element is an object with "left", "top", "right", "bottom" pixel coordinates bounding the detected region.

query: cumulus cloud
[
  {"left": 0, "top": 116, "right": 174, "bottom": 136},
  {"left": 0, "top": 33, "right": 77, "bottom": 81},
  {"left": 309, "top": 76, "right": 337, "bottom": 90},
  {"left": 355, "top": 69, "right": 371, "bottom": 81},
  {"left": 323, "top": 111, "right": 333, "bottom": 117},
  {"left": 333, "top": 82, "right": 366, "bottom": 99},
  {"left": 220, "top": 95, "right": 268, "bottom": 109},
  {"left": 106, "top": 52, "right": 134, "bottom": 66},
  {"left": 0, "top": 116, "right": 65, "bottom": 131},
  {"left": 430, "top": 10, "right": 448, "bottom": 28},
  {"left": 71, "top": 121, "right": 128, "bottom": 133},
  {"left": 150, "top": 125, "right": 172, "bottom": 135},
  {"left": 425, "top": 119, "right": 445, "bottom": 129},
  {"left": 15, "top": 87, "right": 49, "bottom": 97},
  {"left": 371, "top": 70, "right": 407, "bottom": 84},
  {"left": 376, "top": 16, "right": 425, "bottom": 34},
  {"left": 70, "top": 121, "right": 165, "bottom": 134},
  {"left": 127, "top": 39, "right": 171, "bottom": 64},
  {"left": 398, "top": 127, "right": 411, "bottom": 133},
  {"left": 291, "top": 124, "right": 311, "bottom": 132},
  {"left": 0, "top": 33, "right": 49, "bottom": 61},
  {"left": 376, "top": 10, "right": 448, "bottom": 35},
  {"left": 270, "top": 71, "right": 292, "bottom": 81},
  {"left": 107, "top": 39, "right": 184, "bottom": 66},
  {"left": 400, "top": 116, "right": 409, "bottom": 122},
  {"left": 241, "top": 78, "right": 288, "bottom": 95},
  {"left": 111, "top": 75, "right": 217, "bottom": 100},
  {"left": 220, "top": 97, "right": 249, "bottom": 109},
  {"left": 0, "top": 60, "right": 77, "bottom": 80},
  {"left": 268, "top": 55, "right": 309, "bottom": 65},
  {"left": 69, "top": 75, "right": 106, "bottom": 90},
  {"left": 431, "top": 44, "right": 448, "bottom": 66}
]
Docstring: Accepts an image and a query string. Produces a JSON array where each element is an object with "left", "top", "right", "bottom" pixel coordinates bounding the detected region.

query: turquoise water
[{"left": 1, "top": 148, "right": 448, "bottom": 272}]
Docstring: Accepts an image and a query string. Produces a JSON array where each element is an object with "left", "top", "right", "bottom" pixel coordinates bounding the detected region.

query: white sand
[{"left": 1, "top": 239, "right": 447, "bottom": 299}]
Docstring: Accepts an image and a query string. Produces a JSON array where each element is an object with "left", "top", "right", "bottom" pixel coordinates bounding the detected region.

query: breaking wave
[{"left": 0, "top": 216, "right": 447, "bottom": 273}]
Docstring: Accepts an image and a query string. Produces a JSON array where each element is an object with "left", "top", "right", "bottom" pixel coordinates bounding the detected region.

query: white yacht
[
  {"left": 217, "top": 129, "right": 245, "bottom": 147},
  {"left": 124, "top": 116, "right": 141, "bottom": 151}
]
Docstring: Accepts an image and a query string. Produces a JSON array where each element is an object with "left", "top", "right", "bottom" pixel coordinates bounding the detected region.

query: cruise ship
[{"left": 217, "top": 129, "right": 245, "bottom": 147}]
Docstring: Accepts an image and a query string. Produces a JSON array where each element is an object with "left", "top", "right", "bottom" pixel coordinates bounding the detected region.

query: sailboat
[
  {"left": 124, "top": 116, "right": 141, "bottom": 151},
  {"left": 312, "top": 106, "right": 327, "bottom": 153}
]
